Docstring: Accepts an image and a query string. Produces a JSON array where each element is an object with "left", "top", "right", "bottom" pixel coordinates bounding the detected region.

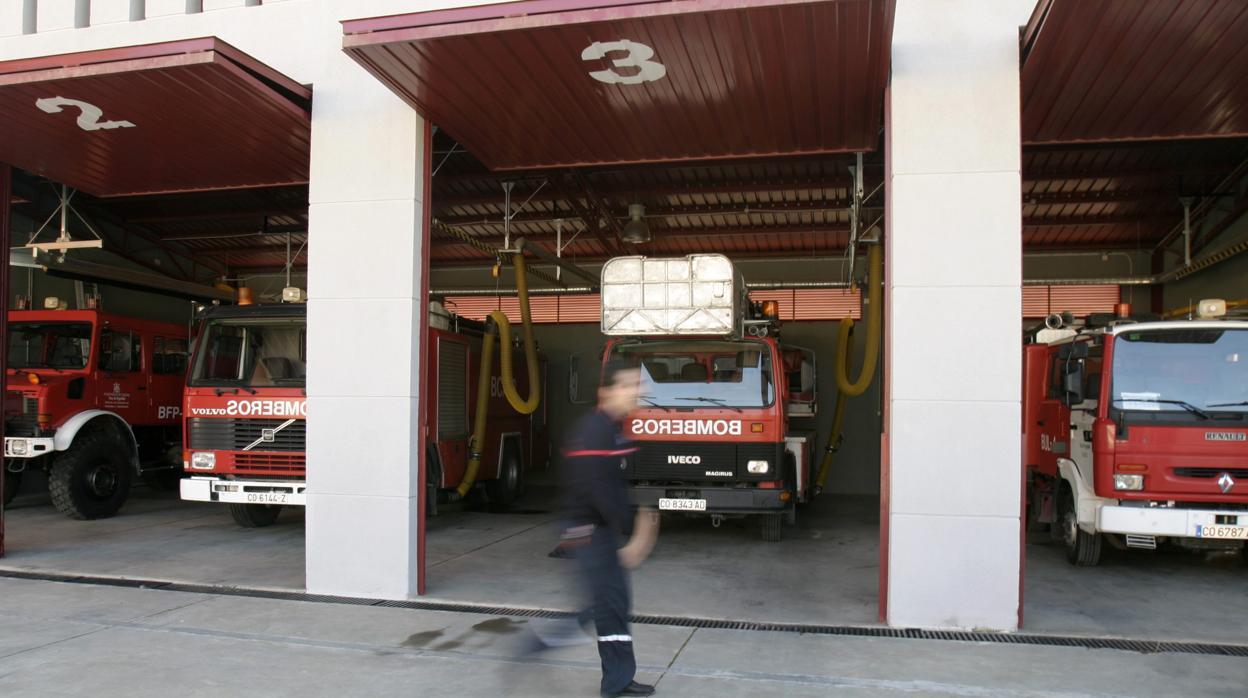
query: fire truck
[
  {"left": 3, "top": 301, "right": 187, "bottom": 518},
  {"left": 179, "top": 296, "right": 547, "bottom": 527},
  {"left": 599, "top": 255, "right": 817, "bottom": 541},
  {"left": 1023, "top": 299, "right": 1248, "bottom": 565}
]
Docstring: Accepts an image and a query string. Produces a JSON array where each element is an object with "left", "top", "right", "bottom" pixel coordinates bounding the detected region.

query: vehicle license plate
[
  {"left": 246, "top": 493, "right": 289, "bottom": 504},
  {"left": 659, "top": 498, "right": 706, "bottom": 511},
  {"left": 1195, "top": 525, "right": 1248, "bottom": 540}
]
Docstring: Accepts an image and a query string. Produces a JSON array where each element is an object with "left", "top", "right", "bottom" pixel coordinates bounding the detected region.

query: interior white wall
[{"left": 886, "top": 0, "right": 1025, "bottom": 631}]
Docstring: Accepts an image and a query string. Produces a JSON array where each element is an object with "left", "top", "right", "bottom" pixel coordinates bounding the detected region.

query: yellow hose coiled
[
  {"left": 456, "top": 254, "right": 541, "bottom": 497},
  {"left": 834, "top": 244, "right": 882, "bottom": 397},
  {"left": 815, "top": 243, "right": 882, "bottom": 492}
]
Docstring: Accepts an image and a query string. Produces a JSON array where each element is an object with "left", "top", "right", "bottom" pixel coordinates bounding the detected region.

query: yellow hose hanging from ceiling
[
  {"left": 834, "top": 244, "right": 882, "bottom": 396},
  {"left": 815, "top": 243, "right": 882, "bottom": 494},
  {"left": 456, "top": 253, "right": 542, "bottom": 498}
]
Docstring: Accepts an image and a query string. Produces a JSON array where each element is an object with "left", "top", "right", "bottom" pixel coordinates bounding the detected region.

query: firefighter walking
[{"left": 559, "top": 360, "right": 658, "bottom": 698}]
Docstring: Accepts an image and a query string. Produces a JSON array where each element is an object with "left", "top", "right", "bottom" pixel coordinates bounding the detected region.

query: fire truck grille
[
  {"left": 233, "top": 452, "right": 306, "bottom": 474},
  {"left": 4, "top": 395, "right": 40, "bottom": 437},
  {"left": 631, "top": 442, "right": 784, "bottom": 481},
  {"left": 1173, "top": 468, "right": 1248, "bottom": 479},
  {"left": 187, "top": 418, "right": 305, "bottom": 452}
]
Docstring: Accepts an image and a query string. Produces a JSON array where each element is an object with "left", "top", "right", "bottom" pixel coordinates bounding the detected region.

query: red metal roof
[
  {"left": 0, "top": 38, "right": 311, "bottom": 197},
  {"left": 343, "top": 0, "right": 894, "bottom": 171},
  {"left": 1022, "top": 0, "right": 1248, "bottom": 144}
]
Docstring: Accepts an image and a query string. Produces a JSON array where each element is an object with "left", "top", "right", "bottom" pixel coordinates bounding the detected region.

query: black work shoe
[{"left": 601, "top": 681, "right": 656, "bottom": 697}]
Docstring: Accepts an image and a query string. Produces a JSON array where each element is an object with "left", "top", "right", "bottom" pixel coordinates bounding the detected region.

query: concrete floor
[
  {"left": 0, "top": 577, "right": 1244, "bottom": 697},
  {"left": 2, "top": 477, "right": 1246, "bottom": 647}
]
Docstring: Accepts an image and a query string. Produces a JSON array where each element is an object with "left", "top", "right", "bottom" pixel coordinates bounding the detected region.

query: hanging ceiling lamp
[{"left": 621, "top": 203, "right": 651, "bottom": 244}]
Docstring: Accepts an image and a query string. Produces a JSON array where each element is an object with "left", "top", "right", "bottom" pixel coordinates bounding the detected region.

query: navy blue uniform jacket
[{"left": 561, "top": 410, "right": 636, "bottom": 536}]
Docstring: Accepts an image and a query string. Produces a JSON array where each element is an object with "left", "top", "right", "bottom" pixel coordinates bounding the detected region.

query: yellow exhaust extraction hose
[
  {"left": 815, "top": 243, "right": 882, "bottom": 494},
  {"left": 814, "top": 331, "right": 853, "bottom": 492},
  {"left": 834, "top": 244, "right": 882, "bottom": 397},
  {"left": 456, "top": 253, "right": 542, "bottom": 498}
]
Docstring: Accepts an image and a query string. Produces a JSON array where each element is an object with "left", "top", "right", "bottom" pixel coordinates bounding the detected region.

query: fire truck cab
[
  {"left": 1024, "top": 300, "right": 1248, "bottom": 565},
  {"left": 600, "top": 254, "right": 817, "bottom": 541},
  {"left": 4, "top": 304, "right": 187, "bottom": 518}
]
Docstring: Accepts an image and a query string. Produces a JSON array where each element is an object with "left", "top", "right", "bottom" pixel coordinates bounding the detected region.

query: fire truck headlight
[
  {"left": 9, "top": 439, "right": 28, "bottom": 455},
  {"left": 190, "top": 452, "right": 216, "bottom": 471},
  {"left": 747, "top": 460, "right": 770, "bottom": 474},
  {"left": 1113, "top": 474, "right": 1144, "bottom": 491}
]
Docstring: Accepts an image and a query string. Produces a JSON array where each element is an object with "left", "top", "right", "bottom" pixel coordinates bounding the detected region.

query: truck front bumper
[
  {"left": 628, "top": 484, "right": 787, "bottom": 514},
  {"left": 181, "top": 476, "right": 307, "bottom": 506},
  {"left": 1098, "top": 504, "right": 1246, "bottom": 538},
  {"left": 4, "top": 436, "right": 54, "bottom": 459}
]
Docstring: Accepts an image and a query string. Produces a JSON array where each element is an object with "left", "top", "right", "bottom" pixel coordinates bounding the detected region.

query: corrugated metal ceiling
[
  {"left": 0, "top": 38, "right": 311, "bottom": 198},
  {"left": 1022, "top": 0, "right": 1248, "bottom": 144},
  {"left": 344, "top": 0, "right": 894, "bottom": 170}
]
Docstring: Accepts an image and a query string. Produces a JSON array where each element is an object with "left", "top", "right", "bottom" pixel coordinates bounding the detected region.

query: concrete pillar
[
  {"left": 885, "top": 0, "right": 1024, "bottom": 630},
  {"left": 304, "top": 45, "right": 428, "bottom": 599}
]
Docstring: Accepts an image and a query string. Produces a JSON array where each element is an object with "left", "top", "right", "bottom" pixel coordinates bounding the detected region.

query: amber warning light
[{"left": 761, "top": 301, "right": 780, "bottom": 319}]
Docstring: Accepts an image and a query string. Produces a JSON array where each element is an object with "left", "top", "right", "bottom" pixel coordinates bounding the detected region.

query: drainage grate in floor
[{"left": 2, "top": 568, "right": 1245, "bottom": 658}]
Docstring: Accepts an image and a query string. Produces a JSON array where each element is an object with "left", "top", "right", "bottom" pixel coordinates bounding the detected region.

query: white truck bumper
[
  {"left": 4, "top": 436, "right": 54, "bottom": 458},
  {"left": 1098, "top": 504, "right": 1246, "bottom": 539},
  {"left": 181, "top": 476, "right": 306, "bottom": 506}
]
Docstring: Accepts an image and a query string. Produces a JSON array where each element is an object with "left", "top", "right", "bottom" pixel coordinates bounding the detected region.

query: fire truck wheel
[
  {"left": 2, "top": 469, "right": 20, "bottom": 506},
  {"left": 486, "top": 446, "right": 524, "bottom": 507},
  {"left": 48, "top": 427, "right": 134, "bottom": 520},
  {"left": 229, "top": 503, "right": 282, "bottom": 528},
  {"left": 760, "top": 512, "right": 783, "bottom": 542},
  {"left": 1059, "top": 488, "right": 1102, "bottom": 566}
]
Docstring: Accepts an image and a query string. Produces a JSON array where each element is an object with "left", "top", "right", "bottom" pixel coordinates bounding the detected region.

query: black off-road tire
[
  {"left": 2, "top": 469, "right": 20, "bottom": 507},
  {"left": 49, "top": 427, "right": 134, "bottom": 520},
  {"left": 760, "top": 512, "right": 783, "bottom": 542},
  {"left": 229, "top": 503, "right": 282, "bottom": 528},
  {"left": 486, "top": 445, "right": 524, "bottom": 507},
  {"left": 1059, "top": 487, "right": 1102, "bottom": 566},
  {"left": 426, "top": 448, "right": 442, "bottom": 518}
]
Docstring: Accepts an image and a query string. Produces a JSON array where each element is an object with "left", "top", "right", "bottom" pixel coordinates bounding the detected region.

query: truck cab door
[
  {"left": 149, "top": 335, "right": 188, "bottom": 424},
  {"left": 95, "top": 327, "right": 145, "bottom": 425}
]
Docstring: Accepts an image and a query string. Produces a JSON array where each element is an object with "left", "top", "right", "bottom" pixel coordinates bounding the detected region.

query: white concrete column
[
  {"left": 885, "top": 0, "right": 1026, "bottom": 630},
  {"left": 304, "top": 42, "right": 427, "bottom": 599}
]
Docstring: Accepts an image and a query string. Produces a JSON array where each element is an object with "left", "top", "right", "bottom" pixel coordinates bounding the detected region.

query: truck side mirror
[
  {"left": 1063, "top": 361, "right": 1085, "bottom": 406},
  {"left": 568, "top": 350, "right": 601, "bottom": 405}
]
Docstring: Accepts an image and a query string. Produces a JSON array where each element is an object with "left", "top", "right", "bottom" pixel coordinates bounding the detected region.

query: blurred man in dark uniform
[{"left": 558, "top": 360, "right": 657, "bottom": 698}]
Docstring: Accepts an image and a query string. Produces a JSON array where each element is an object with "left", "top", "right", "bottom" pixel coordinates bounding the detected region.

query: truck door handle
[
  {"left": 136, "top": 386, "right": 147, "bottom": 391},
  {"left": 1037, "top": 420, "right": 1045, "bottom": 427}
]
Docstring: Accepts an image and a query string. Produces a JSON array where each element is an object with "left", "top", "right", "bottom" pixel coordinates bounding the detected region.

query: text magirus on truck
[
  {"left": 1023, "top": 299, "right": 1248, "bottom": 565},
  {"left": 4, "top": 301, "right": 187, "bottom": 519},
  {"left": 599, "top": 254, "right": 833, "bottom": 542}
]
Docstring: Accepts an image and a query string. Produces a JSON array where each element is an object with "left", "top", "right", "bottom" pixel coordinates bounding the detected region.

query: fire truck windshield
[
  {"left": 1112, "top": 328, "right": 1248, "bottom": 418},
  {"left": 7, "top": 322, "right": 92, "bottom": 370},
  {"left": 610, "top": 339, "right": 775, "bottom": 408},
  {"left": 190, "top": 319, "right": 306, "bottom": 388}
]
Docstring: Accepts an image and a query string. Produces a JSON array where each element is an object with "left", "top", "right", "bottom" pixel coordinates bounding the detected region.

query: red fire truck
[
  {"left": 1023, "top": 300, "right": 1248, "bottom": 565},
  {"left": 179, "top": 299, "right": 547, "bottom": 527},
  {"left": 599, "top": 255, "right": 817, "bottom": 541},
  {"left": 4, "top": 302, "right": 187, "bottom": 518}
]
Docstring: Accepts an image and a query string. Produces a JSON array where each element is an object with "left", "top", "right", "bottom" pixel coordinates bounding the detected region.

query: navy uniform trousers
[{"left": 578, "top": 525, "right": 635, "bottom": 694}]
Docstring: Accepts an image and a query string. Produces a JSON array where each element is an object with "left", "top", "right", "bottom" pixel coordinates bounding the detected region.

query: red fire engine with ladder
[
  {"left": 1023, "top": 299, "right": 1248, "bottom": 565},
  {"left": 598, "top": 253, "right": 828, "bottom": 541},
  {"left": 4, "top": 300, "right": 187, "bottom": 519},
  {"left": 179, "top": 283, "right": 547, "bottom": 527}
]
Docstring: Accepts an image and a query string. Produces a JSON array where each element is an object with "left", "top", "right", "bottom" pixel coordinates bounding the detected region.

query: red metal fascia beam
[
  {"left": 1022, "top": 215, "right": 1173, "bottom": 228},
  {"left": 437, "top": 200, "right": 857, "bottom": 227},
  {"left": 436, "top": 179, "right": 854, "bottom": 209},
  {"left": 1023, "top": 164, "right": 1235, "bottom": 183}
]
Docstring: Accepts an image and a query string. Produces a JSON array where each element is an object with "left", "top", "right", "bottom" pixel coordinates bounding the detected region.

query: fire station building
[{"left": 1, "top": 0, "right": 1246, "bottom": 645}]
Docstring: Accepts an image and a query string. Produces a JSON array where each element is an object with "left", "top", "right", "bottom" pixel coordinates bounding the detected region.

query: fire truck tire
[
  {"left": 486, "top": 445, "right": 524, "bottom": 507},
  {"left": 760, "top": 512, "right": 783, "bottom": 542},
  {"left": 229, "top": 503, "right": 282, "bottom": 528},
  {"left": 3, "top": 469, "right": 20, "bottom": 506},
  {"left": 1059, "top": 488, "right": 1102, "bottom": 566},
  {"left": 48, "top": 427, "right": 133, "bottom": 520},
  {"left": 426, "top": 448, "right": 442, "bottom": 518}
]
